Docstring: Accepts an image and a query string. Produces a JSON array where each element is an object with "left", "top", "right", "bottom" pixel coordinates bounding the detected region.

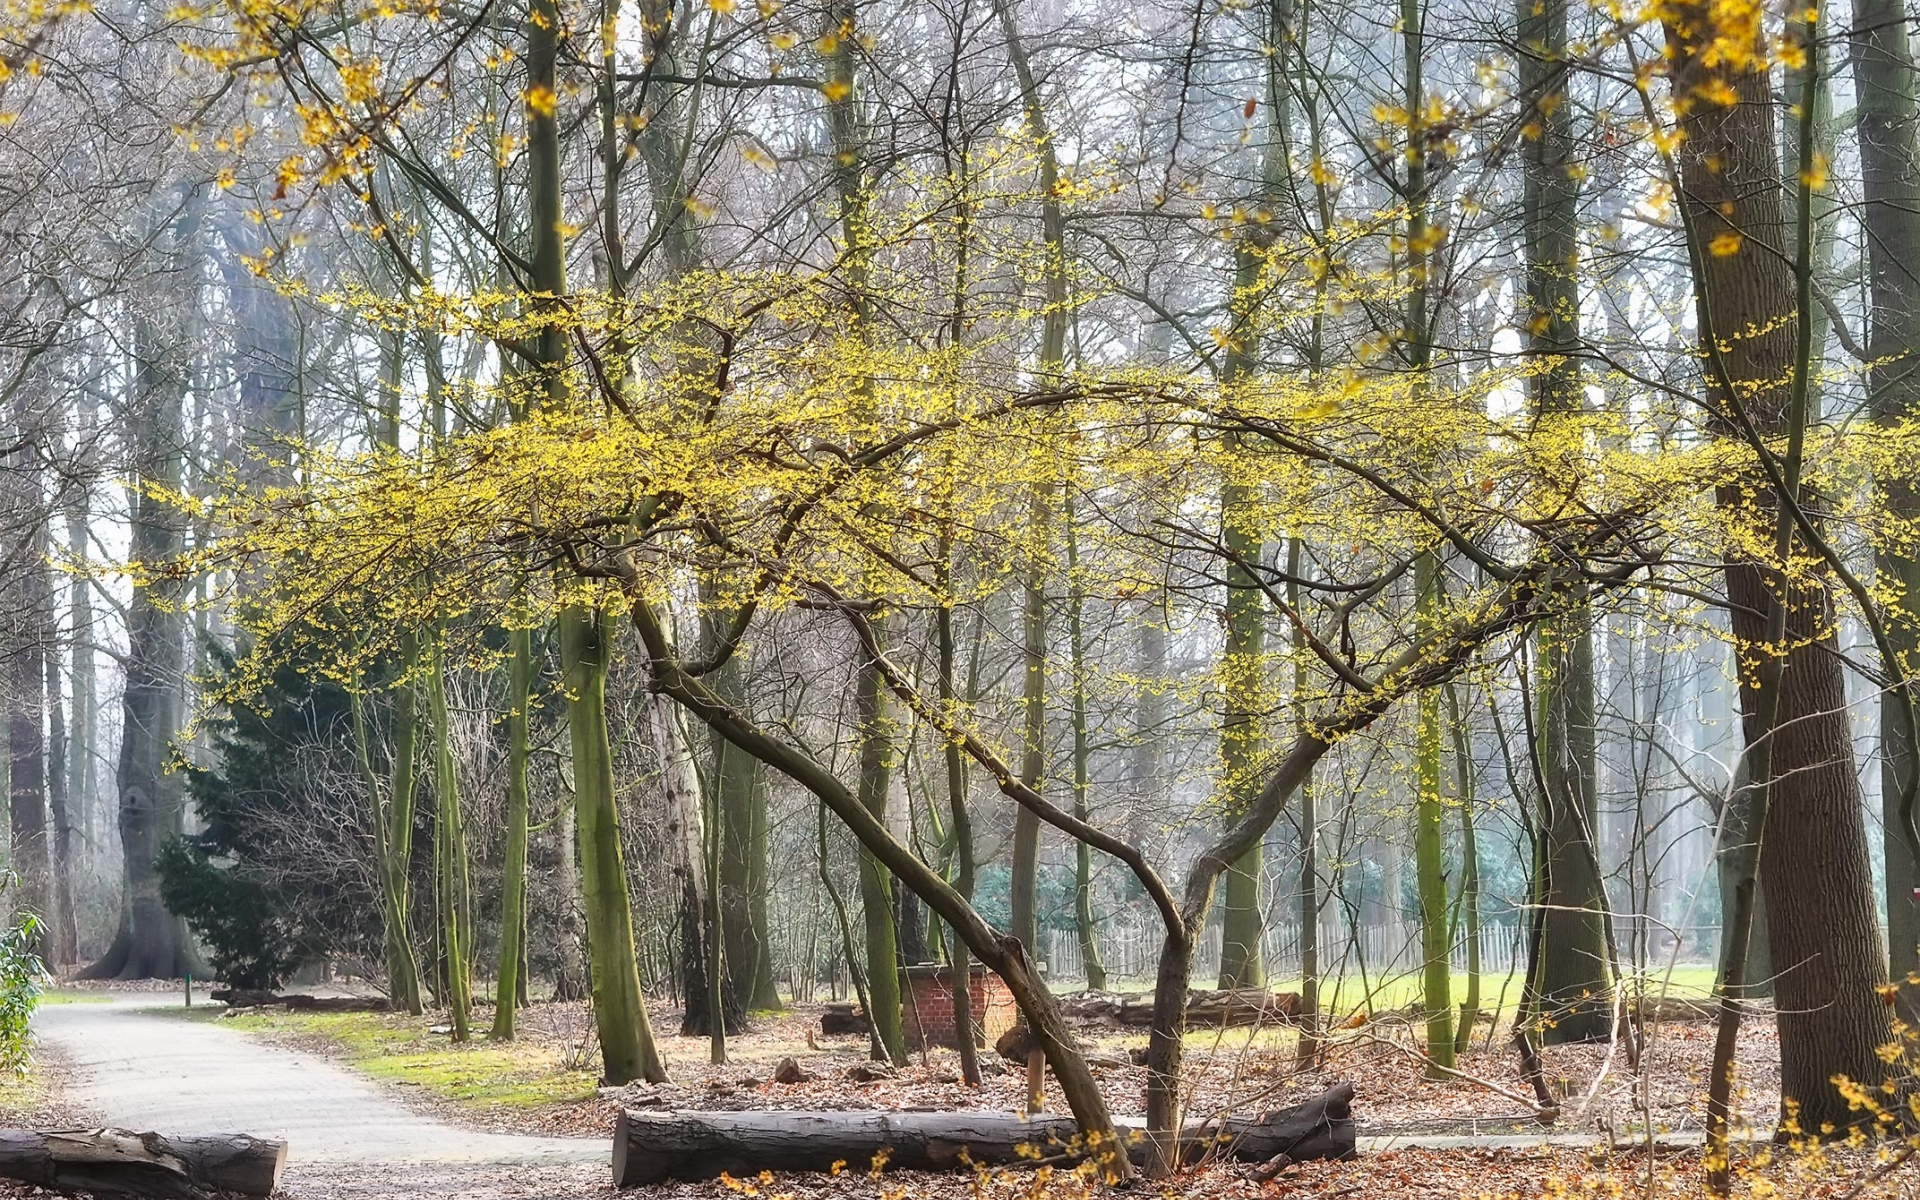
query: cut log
[
  {"left": 0, "top": 1128, "right": 286, "bottom": 1198},
  {"left": 612, "top": 1083, "right": 1356, "bottom": 1186}
]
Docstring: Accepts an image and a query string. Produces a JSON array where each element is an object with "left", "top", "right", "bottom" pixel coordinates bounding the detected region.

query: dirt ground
[
  {"left": 331, "top": 999, "right": 1782, "bottom": 1144},
  {"left": 0, "top": 992, "right": 1878, "bottom": 1200}
]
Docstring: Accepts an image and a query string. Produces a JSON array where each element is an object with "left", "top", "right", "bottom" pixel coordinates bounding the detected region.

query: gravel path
[{"left": 32, "top": 995, "right": 609, "bottom": 1197}]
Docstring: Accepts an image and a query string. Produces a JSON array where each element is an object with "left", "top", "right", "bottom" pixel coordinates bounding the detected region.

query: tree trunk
[
  {"left": 937, "top": 585, "right": 984, "bottom": 1085},
  {"left": 1848, "top": 0, "right": 1920, "bottom": 1015},
  {"left": 45, "top": 642, "right": 76, "bottom": 967},
  {"left": 525, "top": 0, "right": 665, "bottom": 1084},
  {"left": 1516, "top": 0, "right": 1612, "bottom": 1048},
  {"left": 657, "top": 685, "right": 743, "bottom": 1040},
  {"left": 993, "top": 0, "right": 1065, "bottom": 971},
  {"left": 491, "top": 624, "right": 532, "bottom": 1039},
  {"left": 712, "top": 649, "right": 777, "bottom": 1011},
  {"left": 79, "top": 268, "right": 202, "bottom": 983},
  {"left": 1448, "top": 685, "right": 1480, "bottom": 1057},
  {"left": 564, "top": 607, "right": 667, "bottom": 1084},
  {"left": 1401, "top": 0, "right": 1453, "bottom": 1074},
  {"left": 853, "top": 641, "right": 905, "bottom": 1064},
  {"left": 7, "top": 587, "right": 49, "bottom": 945},
  {"left": 614, "top": 1086, "right": 1355, "bottom": 1186},
  {"left": 427, "top": 642, "right": 470, "bottom": 1041},
  {"left": 64, "top": 497, "right": 94, "bottom": 861},
  {"left": 1064, "top": 502, "right": 1106, "bottom": 990},
  {"left": 1663, "top": 1, "right": 1892, "bottom": 1135},
  {"left": 0, "top": 1130, "right": 286, "bottom": 1199}
]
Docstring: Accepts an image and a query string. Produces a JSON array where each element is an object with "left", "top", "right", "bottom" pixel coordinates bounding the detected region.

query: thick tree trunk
[
  {"left": 1401, "top": 0, "right": 1453, "bottom": 1074},
  {"left": 853, "top": 629, "right": 904, "bottom": 1063},
  {"left": 1848, "top": 0, "right": 1920, "bottom": 1014},
  {"left": 1664, "top": 2, "right": 1892, "bottom": 1134},
  {"left": 614, "top": 1086, "right": 1355, "bottom": 1186},
  {"left": 655, "top": 684, "right": 743, "bottom": 1039},
  {"left": 1216, "top": 248, "right": 1269, "bottom": 992},
  {"left": 1535, "top": 609, "right": 1610, "bottom": 1044},
  {"left": 711, "top": 649, "right": 777, "bottom": 1011},
  {"left": 0, "top": 1129, "right": 285, "bottom": 1198},
  {"left": 80, "top": 290, "right": 202, "bottom": 983},
  {"left": 526, "top": 0, "right": 664, "bottom": 1084},
  {"left": 6, "top": 439, "right": 52, "bottom": 941},
  {"left": 564, "top": 606, "right": 667, "bottom": 1084},
  {"left": 7, "top": 622, "right": 49, "bottom": 941}
]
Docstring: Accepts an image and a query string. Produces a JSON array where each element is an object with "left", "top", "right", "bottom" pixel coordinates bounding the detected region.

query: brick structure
[{"left": 901, "top": 963, "right": 1018, "bottom": 1050}]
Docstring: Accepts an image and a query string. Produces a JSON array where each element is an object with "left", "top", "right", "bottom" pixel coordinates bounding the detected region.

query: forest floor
[{"left": 0, "top": 980, "right": 1905, "bottom": 1199}]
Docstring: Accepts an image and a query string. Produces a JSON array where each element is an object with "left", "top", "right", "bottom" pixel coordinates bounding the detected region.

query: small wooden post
[
  {"left": 184, "top": 973, "right": 192, "bottom": 1008},
  {"left": 1025, "top": 1046, "right": 1045, "bottom": 1114}
]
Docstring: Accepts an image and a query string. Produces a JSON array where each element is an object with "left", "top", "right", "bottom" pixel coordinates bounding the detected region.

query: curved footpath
[{"left": 32, "top": 995, "right": 604, "bottom": 1168}]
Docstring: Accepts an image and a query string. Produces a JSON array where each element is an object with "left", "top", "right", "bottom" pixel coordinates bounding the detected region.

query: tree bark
[
  {"left": 1663, "top": 1, "right": 1893, "bottom": 1135},
  {"left": 1847, "top": 0, "right": 1920, "bottom": 1013},
  {"left": 614, "top": 1085, "right": 1355, "bottom": 1186},
  {"left": 79, "top": 241, "right": 203, "bottom": 982}
]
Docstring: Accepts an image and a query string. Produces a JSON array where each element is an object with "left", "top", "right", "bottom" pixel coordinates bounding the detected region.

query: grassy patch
[
  {"left": 211, "top": 1010, "right": 599, "bottom": 1110},
  {"left": 37, "top": 990, "right": 112, "bottom": 1006}
]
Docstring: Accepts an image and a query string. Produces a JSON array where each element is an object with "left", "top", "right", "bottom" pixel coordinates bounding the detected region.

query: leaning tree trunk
[{"left": 1663, "top": 1, "right": 1892, "bottom": 1135}]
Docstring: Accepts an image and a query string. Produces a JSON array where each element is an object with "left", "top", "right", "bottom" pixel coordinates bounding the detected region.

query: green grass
[
  {"left": 36, "top": 990, "right": 112, "bottom": 1006},
  {"left": 207, "top": 1010, "right": 599, "bottom": 1110},
  {"left": 1072, "top": 965, "right": 1724, "bottom": 1053}
]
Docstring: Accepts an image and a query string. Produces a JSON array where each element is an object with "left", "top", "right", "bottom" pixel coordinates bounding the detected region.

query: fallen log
[
  {"left": 1057, "top": 988, "right": 1300, "bottom": 1028},
  {"left": 209, "top": 989, "right": 391, "bottom": 1013},
  {"left": 282, "top": 994, "right": 392, "bottom": 1013},
  {"left": 612, "top": 1083, "right": 1355, "bottom": 1186},
  {"left": 0, "top": 1128, "right": 286, "bottom": 1198}
]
